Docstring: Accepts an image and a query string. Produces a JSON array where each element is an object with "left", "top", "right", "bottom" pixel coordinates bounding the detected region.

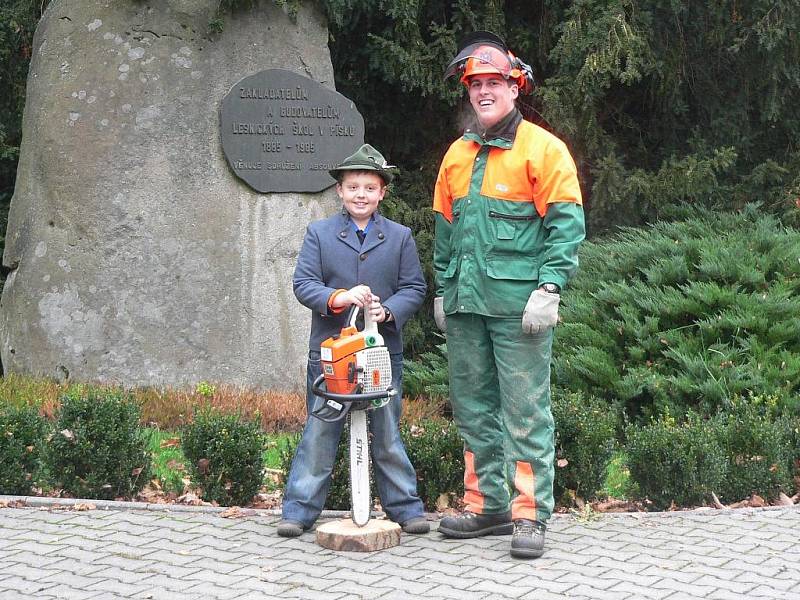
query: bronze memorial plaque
[{"left": 220, "top": 69, "right": 365, "bottom": 193}]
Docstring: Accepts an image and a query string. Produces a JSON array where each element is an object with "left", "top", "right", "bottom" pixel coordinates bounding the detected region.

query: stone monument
[{"left": 0, "top": 0, "right": 364, "bottom": 390}]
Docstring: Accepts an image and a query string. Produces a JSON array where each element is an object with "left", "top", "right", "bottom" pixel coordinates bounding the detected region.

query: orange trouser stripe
[
  {"left": 511, "top": 461, "right": 537, "bottom": 521},
  {"left": 463, "top": 450, "right": 485, "bottom": 514}
]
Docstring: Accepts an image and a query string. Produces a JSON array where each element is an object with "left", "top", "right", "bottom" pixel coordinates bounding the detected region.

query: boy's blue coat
[{"left": 293, "top": 209, "right": 426, "bottom": 354}]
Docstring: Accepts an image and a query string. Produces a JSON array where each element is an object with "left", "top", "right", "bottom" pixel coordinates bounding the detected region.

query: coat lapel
[
  {"left": 361, "top": 214, "right": 387, "bottom": 253},
  {"left": 336, "top": 211, "right": 388, "bottom": 254},
  {"left": 336, "top": 211, "right": 362, "bottom": 253}
]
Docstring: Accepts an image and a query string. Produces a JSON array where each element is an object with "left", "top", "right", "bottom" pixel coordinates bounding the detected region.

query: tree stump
[{"left": 316, "top": 518, "right": 401, "bottom": 552}]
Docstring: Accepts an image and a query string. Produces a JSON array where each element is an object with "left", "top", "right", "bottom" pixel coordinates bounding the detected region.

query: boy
[{"left": 278, "top": 144, "right": 429, "bottom": 536}]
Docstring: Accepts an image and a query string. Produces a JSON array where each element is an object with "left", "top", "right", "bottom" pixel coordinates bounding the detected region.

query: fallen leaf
[
  {"left": 72, "top": 503, "right": 96, "bottom": 511},
  {"left": 556, "top": 458, "right": 569, "bottom": 468},
  {"left": 778, "top": 493, "right": 795, "bottom": 506},
  {"left": 176, "top": 492, "right": 207, "bottom": 506},
  {"left": 166, "top": 460, "right": 185, "bottom": 471},
  {"left": 59, "top": 429, "right": 75, "bottom": 441},
  {"left": 220, "top": 506, "right": 243, "bottom": 519},
  {"left": 750, "top": 494, "right": 766, "bottom": 507},
  {"left": 131, "top": 467, "right": 143, "bottom": 476},
  {"left": 435, "top": 493, "right": 450, "bottom": 511},
  {"left": 711, "top": 492, "right": 728, "bottom": 510},
  {"left": 196, "top": 458, "right": 210, "bottom": 475},
  {"left": 160, "top": 437, "right": 181, "bottom": 449}
]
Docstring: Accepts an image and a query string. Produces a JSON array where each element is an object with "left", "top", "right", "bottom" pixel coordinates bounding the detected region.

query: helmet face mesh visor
[{"left": 444, "top": 41, "right": 512, "bottom": 81}]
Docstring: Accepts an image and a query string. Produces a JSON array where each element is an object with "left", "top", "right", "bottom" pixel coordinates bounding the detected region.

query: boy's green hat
[{"left": 329, "top": 143, "right": 396, "bottom": 184}]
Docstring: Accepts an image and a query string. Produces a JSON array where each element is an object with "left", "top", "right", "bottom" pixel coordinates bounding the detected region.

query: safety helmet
[{"left": 444, "top": 31, "right": 535, "bottom": 95}]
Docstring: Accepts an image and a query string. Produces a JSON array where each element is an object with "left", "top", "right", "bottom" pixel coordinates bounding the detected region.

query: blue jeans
[{"left": 281, "top": 351, "right": 424, "bottom": 528}]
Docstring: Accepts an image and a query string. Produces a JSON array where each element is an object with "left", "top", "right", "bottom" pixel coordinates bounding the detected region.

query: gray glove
[
  {"left": 522, "top": 289, "right": 560, "bottom": 334},
  {"left": 433, "top": 296, "right": 446, "bottom": 332}
]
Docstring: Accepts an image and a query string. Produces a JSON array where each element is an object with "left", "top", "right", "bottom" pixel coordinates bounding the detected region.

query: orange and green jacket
[{"left": 433, "top": 109, "right": 585, "bottom": 317}]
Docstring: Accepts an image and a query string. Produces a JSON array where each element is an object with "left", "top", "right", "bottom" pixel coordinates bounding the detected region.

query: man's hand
[
  {"left": 522, "top": 289, "right": 560, "bottom": 334},
  {"left": 433, "top": 297, "right": 446, "bottom": 332},
  {"left": 331, "top": 285, "right": 372, "bottom": 309}
]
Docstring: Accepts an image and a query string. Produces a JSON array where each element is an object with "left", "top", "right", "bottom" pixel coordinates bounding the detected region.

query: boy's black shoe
[
  {"left": 510, "top": 519, "right": 546, "bottom": 558},
  {"left": 401, "top": 516, "right": 430, "bottom": 534},
  {"left": 276, "top": 519, "right": 308, "bottom": 537},
  {"left": 438, "top": 511, "right": 513, "bottom": 538}
]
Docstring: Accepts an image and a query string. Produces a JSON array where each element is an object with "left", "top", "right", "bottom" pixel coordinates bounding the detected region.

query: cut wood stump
[{"left": 316, "top": 518, "right": 401, "bottom": 552}]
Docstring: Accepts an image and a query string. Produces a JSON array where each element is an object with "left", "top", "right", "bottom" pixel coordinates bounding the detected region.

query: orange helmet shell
[{"left": 459, "top": 45, "right": 525, "bottom": 89}]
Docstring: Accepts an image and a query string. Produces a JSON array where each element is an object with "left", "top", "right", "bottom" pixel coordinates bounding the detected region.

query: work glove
[
  {"left": 433, "top": 297, "right": 446, "bottom": 332},
  {"left": 522, "top": 289, "right": 560, "bottom": 334}
]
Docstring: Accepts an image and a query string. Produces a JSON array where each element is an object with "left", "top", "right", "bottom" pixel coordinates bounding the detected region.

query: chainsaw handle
[
  {"left": 345, "top": 305, "right": 359, "bottom": 328},
  {"left": 345, "top": 300, "right": 378, "bottom": 333},
  {"left": 311, "top": 373, "right": 396, "bottom": 403}
]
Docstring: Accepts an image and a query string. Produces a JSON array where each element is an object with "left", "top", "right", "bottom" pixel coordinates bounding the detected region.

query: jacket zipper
[{"left": 488, "top": 210, "right": 536, "bottom": 221}]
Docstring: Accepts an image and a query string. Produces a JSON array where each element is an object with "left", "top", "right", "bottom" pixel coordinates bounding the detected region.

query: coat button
[
  {"left": 360, "top": 254, "right": 367, "bottom": 261},
  {"left": 377, "top": 232, "right": 384, "bottom": 239},
  {"left": 340, "top": 231, "right": 347, "bottom": 238}
]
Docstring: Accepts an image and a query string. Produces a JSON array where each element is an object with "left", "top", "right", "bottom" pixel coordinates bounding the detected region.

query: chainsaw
[{"left": 310, "top": 304, "right": 396, "bottom": 527}]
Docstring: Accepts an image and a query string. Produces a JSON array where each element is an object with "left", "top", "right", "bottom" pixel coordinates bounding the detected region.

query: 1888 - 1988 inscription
[{"left": 220, "top": 69, "right": 365, "bottom": 193}]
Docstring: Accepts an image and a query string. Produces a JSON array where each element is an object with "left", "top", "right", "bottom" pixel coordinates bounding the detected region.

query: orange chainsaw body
[{"left": 320, "top": 322, "right": 390, "bottom": 395}]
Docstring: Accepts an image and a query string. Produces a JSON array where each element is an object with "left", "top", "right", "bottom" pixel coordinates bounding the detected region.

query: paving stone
[{"left": 1, "top": 503, "right": 799, "bottom": 600}]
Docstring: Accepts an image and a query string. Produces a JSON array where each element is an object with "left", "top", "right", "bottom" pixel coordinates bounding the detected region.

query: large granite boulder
[{"left": 1, "top": 0, "right": 348, "bottom": 390}]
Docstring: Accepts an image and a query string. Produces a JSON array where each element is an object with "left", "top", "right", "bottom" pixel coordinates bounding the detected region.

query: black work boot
[
  {"left": 510, "top": 519, "right": 546, "bottom": 558},
  {"left": 438, "top": 511, "right": 513, "bottom": 538}
]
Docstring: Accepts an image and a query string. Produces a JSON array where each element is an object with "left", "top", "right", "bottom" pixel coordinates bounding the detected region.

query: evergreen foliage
[
  {"left": 403, "top": 342, "right": 449, "bottom": 400},
  {"left": 46, "top": 388, "right": 151, "bottom": 500},
  {"left": 552, "top": 390, "right": 618, "bottom": 503},
  {"left": 625, "top": 411, "right": 728, "bottom": 510},
  {"left": 401, "top": 417, "right": 464, "bottom": 509},
  {"left": 625, "top": 395, "right": 798, "bottom": 509},
  {"left": 0, "top": 403, "right": 46, "bottom": 495},
  {"left": 554, "top": 206, "right": 800, "bottom": 421},
  {"left": 711, "top": 394, "right": 796, "bottom": 503},
  {"left": 181, "top": 406, "right": 266, "bottom": 506}
]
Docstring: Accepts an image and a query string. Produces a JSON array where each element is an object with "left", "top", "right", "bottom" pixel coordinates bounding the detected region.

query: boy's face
[{"left": 336, "top": 171, "right": 386, "bottom": 224}]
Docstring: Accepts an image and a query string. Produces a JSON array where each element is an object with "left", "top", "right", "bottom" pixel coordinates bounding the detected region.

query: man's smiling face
[{"left": 468, "top": 73, "right": 519, "bottom": 130}]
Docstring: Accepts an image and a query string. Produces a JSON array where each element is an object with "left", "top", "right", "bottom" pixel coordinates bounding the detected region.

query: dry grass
[
  {"left": 401, "top": 395, "right": 450, "bottom": 425},
  {"left": 0, "top": 374, "right": 307, "bottom": 433},
  {"left": 0, "top": 375, "right": 447, "bottom": 432},
  {"left": 137, "top": 385, "right": 307, "bottom": 432}
]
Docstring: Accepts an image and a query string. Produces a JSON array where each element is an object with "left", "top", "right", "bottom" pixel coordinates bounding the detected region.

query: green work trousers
[{"left": 447, "top": 312, "right": 555, "bottom": 523}]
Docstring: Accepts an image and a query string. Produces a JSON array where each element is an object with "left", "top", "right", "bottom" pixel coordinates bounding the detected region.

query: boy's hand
[
  {"left": 366, "top": 296, "right": 386, "bottom": 323},
  {"left": 332, "top": 285, "right": 372, "bottom": 308}
]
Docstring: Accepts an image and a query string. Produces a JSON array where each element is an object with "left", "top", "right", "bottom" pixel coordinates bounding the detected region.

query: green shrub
[
  {"left": 554, "top": 207, "right": 800, "bottom": 422},
  {"left": 626, "top": 412, "right": 728, "bottom": 510},
  {"left": 182, "top": 407, "right": 265, "bottom": 506},
  {"left": 46, "top": 388, "right": 151, "bottom": 500},
  {"left": 552, "top": 390, "right": 618, "bottom": 503},
  {"left": 712, "top": 395, "right": 795, "bottom": 503},
  {"left": 403, "top": 343, "right": 450, "bottom": 400},
  {"left": 0, "top": 404, "right": 47, "bottom": 495},
  {"left": 401, "top": 417, "right": 464, "bottom": 510}
]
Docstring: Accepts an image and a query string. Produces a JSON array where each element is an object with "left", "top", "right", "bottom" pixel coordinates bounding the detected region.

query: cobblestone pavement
[{"left": 0, "top": 498, "right": 798, "bottom": 600}]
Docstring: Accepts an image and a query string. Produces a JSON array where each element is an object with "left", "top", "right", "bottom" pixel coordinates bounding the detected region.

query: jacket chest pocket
[{"left": 488, "top": 209, "right": 536, "bottom": 249}]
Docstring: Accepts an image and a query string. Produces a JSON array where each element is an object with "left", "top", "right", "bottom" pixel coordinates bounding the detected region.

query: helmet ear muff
[{"left": 508, "top": 52, "right": 535, "bottom": 95}]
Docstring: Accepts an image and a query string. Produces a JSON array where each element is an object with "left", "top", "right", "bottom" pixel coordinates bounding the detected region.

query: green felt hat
[{"left": 329, "top": 143, "right": 396, "bottom": 184}]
